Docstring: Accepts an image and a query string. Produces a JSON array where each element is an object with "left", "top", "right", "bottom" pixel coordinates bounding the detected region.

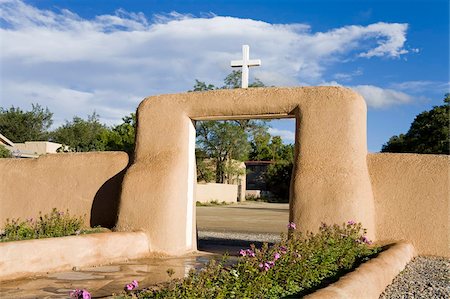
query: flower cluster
[
  {"left": 69, "top": 289, "right": 91, "bottom": 299},
  {"left": 125, "top": 280, "right": 139, "bottom": 291},
  {"left": 347, "top": 220, "right": 356, "bottom": 225},
  {"left": 239, "top": 248, "right": 255, "bottom": 257},
  {"left": 359, "top": 236, "right": 373, "bottom": 245},
  {"left": 258, "top": 250, "right": 285, "bottom": 272},
  {"left": 287, "top": 222, "right": 296, "bottom": 230}
]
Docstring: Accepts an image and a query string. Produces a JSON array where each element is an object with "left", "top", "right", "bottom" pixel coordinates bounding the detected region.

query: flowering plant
[
  {"left": 127, "top": 221, "right": 379, "bottom": 299},
  {"left": 70, "top": 289, "right": 91, "bottom": 299},
  {"left": 125, "top": 280, "right": 139, "bottom": 291}
]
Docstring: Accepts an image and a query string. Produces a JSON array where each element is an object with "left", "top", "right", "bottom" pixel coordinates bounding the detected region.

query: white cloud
[
  {"left": 268, "top": 128, "right": 295, "bottom": 144},
  {"left": 333, "top": 68, "right": 363, "bottom": 81},
  {"left": 351, "top": 85, "right": 412, "bottom": 108},
  {"left": 0, "top": 0, "right": 413, "bottom": 125},
  {"left": 389, "top": 81, "right": 450, "bottom": 93}
]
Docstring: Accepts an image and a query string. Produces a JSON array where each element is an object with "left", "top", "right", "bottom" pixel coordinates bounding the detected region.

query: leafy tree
[
  {"left": 193, "top": 71, "right": 267, "bottom": 183},
  {"left": 105, "top": 113, "right": 136, "bottom": 156},
  {"left": 197, "top": 120, "right": 250, "bottom": 183},
  {"left": 265, "top": 160, "right": 293, "bottom": 202},
  {"left": 382, "top": 94, "right": 450, "bottom": 154},
  {"left": 0, "top": 145, "right": 12, "bottom": 158},
  {"left": 0, "top": 104, "right": 53, "bottom": 142},
  {"left": 50, "top": 112, "right": 110, "bottom": 152}
]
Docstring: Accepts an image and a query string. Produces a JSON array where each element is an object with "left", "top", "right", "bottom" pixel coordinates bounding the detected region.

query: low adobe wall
[
  {"left": 196, "top": 183, "right": 238, "bottom": 203},
  {"left": 368, "top": 153, "right": 449, "bottom": 257},
  {"left": 0, "top": 232, "right": 149, "bottom": 281},
  {"left": 0, "top": 152, "right": 128, "bottom": 228}
]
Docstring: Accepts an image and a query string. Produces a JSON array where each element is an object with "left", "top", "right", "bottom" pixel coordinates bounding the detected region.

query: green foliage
[
  {"left": 196, "top": 120, "right": 252, "bottom": 183},
  {"left": 0, "top": 208, "right": 86, "bottom": 242},
  {"left": 0, "top": 103, "right": 53, "bottom": 142},
  {"left": 105, "top": 113, "right": 137, "bottom": 156},
  {"left": 249, "top": 133, "right": 295, "bottom": 202},
  {"left": 119, "top": 222, "right": 379, "bottom": 299},
  {"left": 192, "top": 71, "right": 269, "bottom": 183},
  {"left": 0, "top": 145, "right": 12, "bottom": 158},
  {"left": 190, "top": 80, "right": 216, "bottom": 92},
  {"left": 195, "top": 200, "right": 229, "bottom": 207},
  {"left": 382, "top": 94, "right": 450, "bottom": 154},
  {"left": 265, "top": 160, "right": 293, "bottom": 202},
  {"left": 50, "top": 112, "right": 110, "bottom": 152}
]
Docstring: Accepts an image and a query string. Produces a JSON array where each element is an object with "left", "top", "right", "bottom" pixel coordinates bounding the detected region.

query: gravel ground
[{"left": 380, "top": 256, "right": 450, "bottom": 299}]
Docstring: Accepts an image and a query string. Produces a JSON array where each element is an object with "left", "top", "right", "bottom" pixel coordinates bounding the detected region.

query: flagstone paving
[{"left": 0, "top": 202, "right": 288, "bottom": 298}]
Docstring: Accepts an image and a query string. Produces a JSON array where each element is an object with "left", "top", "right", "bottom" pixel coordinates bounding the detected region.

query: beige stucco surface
[
  {"left": 368, "top": 153, "right": 450, "bottom": 257},
  {"left": 196, "top": 183, "right": 239, "bottom": 203},
  {"left": 306, "top": 241, "right": 417, "bottom": 299},
  {"left": 0, "top": 232, "right": 150, "bottom": 281},
  {"left": 117, "top": 87, "right": 375, "bottom": 254},
  {"left": 0, "top": 152, "right": 128, "bottom": 228}
]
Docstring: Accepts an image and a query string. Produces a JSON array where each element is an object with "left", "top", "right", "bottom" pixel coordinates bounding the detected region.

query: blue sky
[{"left": 1, "top": 0, "right": 448, "bottom": 152}]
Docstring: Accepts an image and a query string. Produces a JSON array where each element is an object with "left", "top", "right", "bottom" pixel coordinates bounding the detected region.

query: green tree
[
  {"left": 0, "top": 104, "right": 53, "bottom": 142},
  {"left": 193, "top": 71, "right": 267, "bottom": 183},
  {"left": 50, "top": 112, "right": 110, "bottom": 152},
  {"left": 197, "top": 120, "right": 250, "bottom": 183},
  {"left": 0, "top": 145, "right": 12, "bottom": 158},
  {"left": 382, "top": 94, "right": 450, "bottom": 154},
  {"left": 105, "top": 113, "right": 136, "bottom": 156}
]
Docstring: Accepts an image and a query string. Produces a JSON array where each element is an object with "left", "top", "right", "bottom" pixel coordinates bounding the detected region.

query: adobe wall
[
  {"left": 0, "top": 152, "right": 128, "bottom": 228},
  {"left": 368, "top": 153, "right": 449, "bottom": 256},
  {"left": 117, "top": 86, "right": 376, "bottom": 254},
  {"left": 196, "top": 183, "right": 239, "bottom": 203}
]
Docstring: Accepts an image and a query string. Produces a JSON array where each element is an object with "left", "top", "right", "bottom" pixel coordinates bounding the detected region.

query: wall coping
[
  {"left": 0, "top": 232, "right": 150, "bottom": 281},
  {"left": 305, "top": 241, "right": 417, "bottom": 299}
]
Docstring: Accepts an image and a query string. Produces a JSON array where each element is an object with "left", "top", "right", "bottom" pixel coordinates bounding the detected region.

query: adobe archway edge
[{"left": 116, "top": 86, "right": 375, "bottom": 255}]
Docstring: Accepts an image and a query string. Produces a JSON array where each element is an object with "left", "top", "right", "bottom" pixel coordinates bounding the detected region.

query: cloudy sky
[{"left": 1, "top": 0, "right": 448, "bottom": 151}]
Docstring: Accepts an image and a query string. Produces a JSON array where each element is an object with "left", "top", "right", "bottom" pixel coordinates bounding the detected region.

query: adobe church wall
[
  {"left": 368, "top": 153, "right": 449, "bottom": 256},
  {"left": 0, "top": 152, "right": 128, "bottom": 229}
]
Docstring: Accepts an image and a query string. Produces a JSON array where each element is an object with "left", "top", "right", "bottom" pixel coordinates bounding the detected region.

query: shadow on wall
[{"left": 90, "top": 167, "right": 128, "bottom": 229}]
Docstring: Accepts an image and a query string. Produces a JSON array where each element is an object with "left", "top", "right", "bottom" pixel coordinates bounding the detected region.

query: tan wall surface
[
  {"left": 368, "top": 153, "right": 449, "bottom": 256},
  {"left": 0, "top": 152, "right": 128, "bottom": 228},
  {"left": 117, "top": 87, "right": 375, "bottom": 254},
  {"left": 196, "top": 183, "right": 238, "bottom": 203},
  {"left": 0, "top": 232, "right": 150, "bottom": 281}
]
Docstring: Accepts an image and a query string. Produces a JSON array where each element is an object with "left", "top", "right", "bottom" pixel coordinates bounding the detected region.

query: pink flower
[
  {"left": 239, "top": 249, "right": 255, "bottom": 257},
  {"left": 259, "top": 261, "right": 275, "bottom": 271},
  {"left": 125, "top": 280, "right": 139, "bottom": 291},
  {"left": 274, "top": 252, "right": 281, "bottom": 261},
  {"left": 287, "top": 222, "right": 296, "bottom": 230},
  {"left": 70, "top": 289, "right": 90, "bottom": 299},
  {"left": 361, "top": 236, "right": 372, "bottom": 245},
  {"left": 347, "top": 220, "right": 356, "bottom": 225}
]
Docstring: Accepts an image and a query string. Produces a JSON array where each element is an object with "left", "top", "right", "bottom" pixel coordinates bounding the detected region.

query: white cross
[{"left": 230, "top": 45, "right": 261, "bottom": 88}]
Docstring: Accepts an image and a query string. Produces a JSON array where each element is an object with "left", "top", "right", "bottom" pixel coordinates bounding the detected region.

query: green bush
[
  {"left": 0, "top": 144, "right": 12, "bottom": 158},
  {"left": 0, "top": 208, "right": 88, "bottom": 242},
  {"left": 119, "top": 222, "right": 379, "bottom": 299}
]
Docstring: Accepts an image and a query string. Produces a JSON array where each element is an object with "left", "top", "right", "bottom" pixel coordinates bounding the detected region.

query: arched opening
[{"left": 192, "top": 117, "right": 296, "bottom": 254}]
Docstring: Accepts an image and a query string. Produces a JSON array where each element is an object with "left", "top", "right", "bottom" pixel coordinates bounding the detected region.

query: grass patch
[
  {"left": 0, "top": 208, "right": 108, "bottom": 242},
  {"left": 196, "top": 200, "right": 230, "bottom": 207},
  {"left": 116, "top": 222, "right": 380, "bottom": 299}
]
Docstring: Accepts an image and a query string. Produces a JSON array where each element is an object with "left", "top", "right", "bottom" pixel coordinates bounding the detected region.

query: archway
[{"left": 116, "top": 87, "right": 375, "bottom": 254}]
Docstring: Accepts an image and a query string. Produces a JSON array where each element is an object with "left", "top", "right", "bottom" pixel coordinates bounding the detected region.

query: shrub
[
  {"left": 119, "top": 221, "right": 380, "bottom": 298},
  {"left": 0, "top": 144, "right": 12, "bottom": 158},
  {"left": 0, "top": 208, "right": 85, "bottom": 242}
]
